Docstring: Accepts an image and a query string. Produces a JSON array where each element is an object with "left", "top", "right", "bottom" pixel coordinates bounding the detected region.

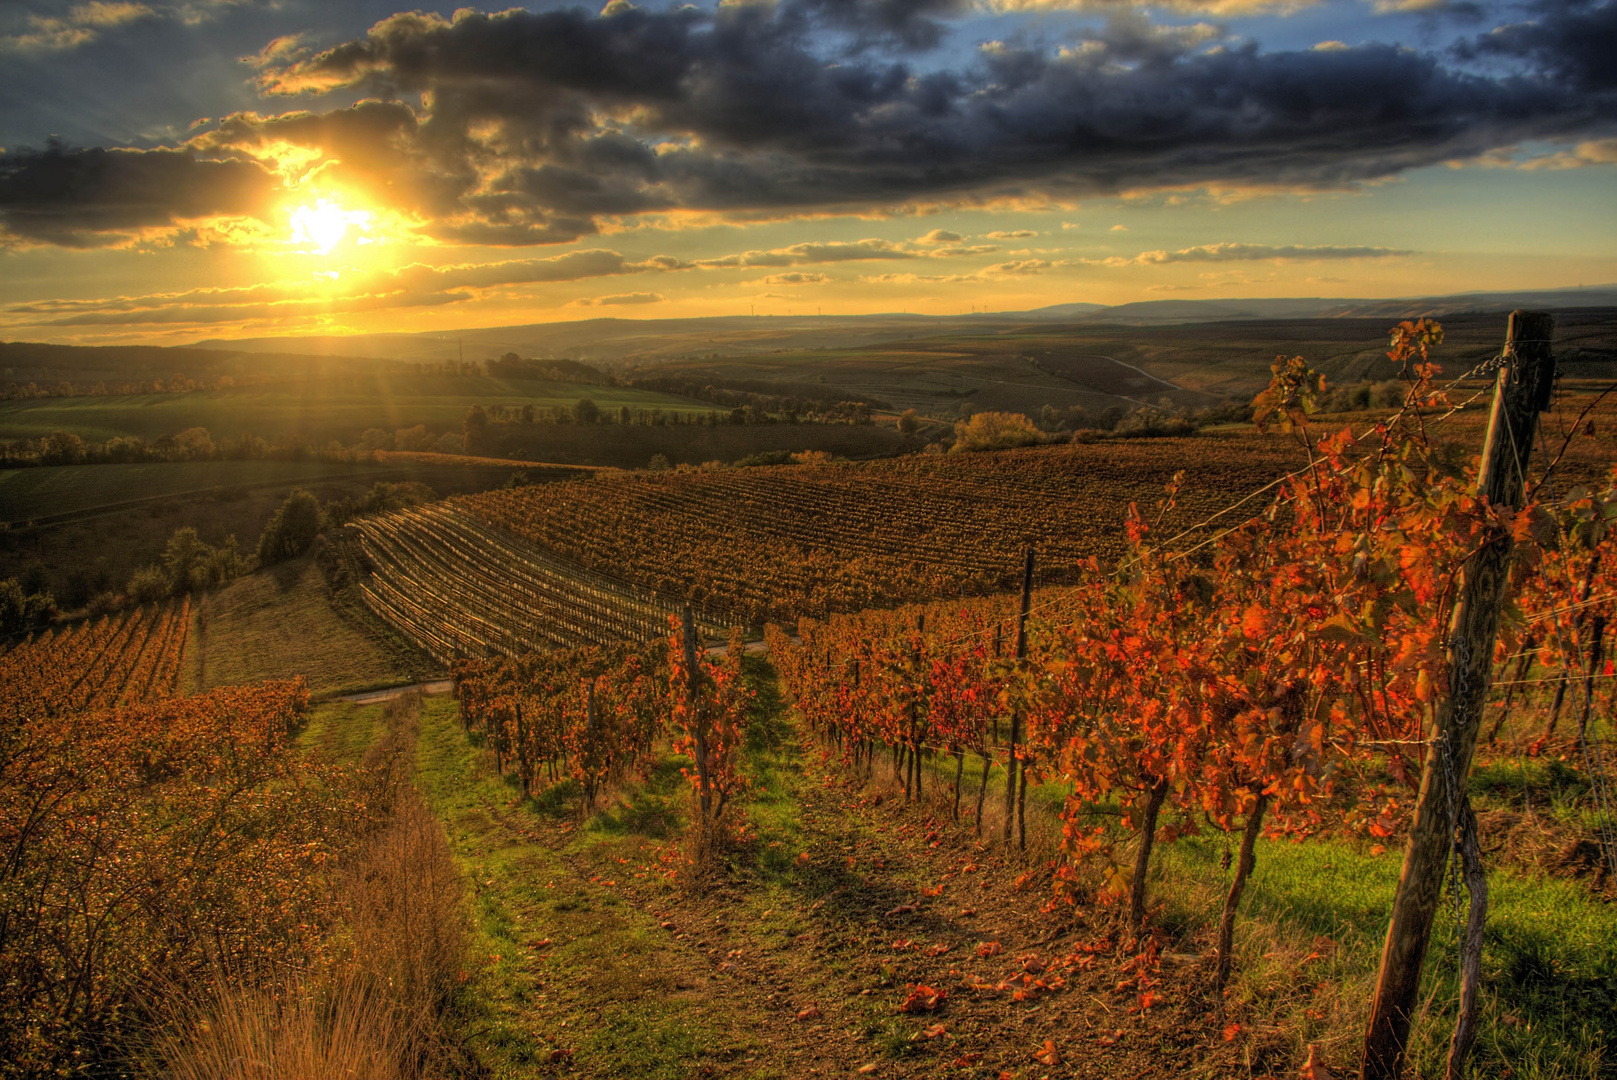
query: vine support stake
[
  {"left": 683, "top": 602, "right": 712, "bottom": 825},
  {"left": 1360, "top": 310, "right": 1556, "bottom": 1080},
  {"left": 1004, "top": 546, "right": 1034, "bottom": 849}
]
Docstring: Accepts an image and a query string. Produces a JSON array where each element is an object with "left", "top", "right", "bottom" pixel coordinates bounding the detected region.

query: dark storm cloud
[
  {"left": 0, "top": 143, "right": 279, "bottom": 246},
  {"left": 1459, "top": 0, "right": 1617, "bottom": 91},
  {"left": 2, "top": 0, "right": 1614, "bottom": 248},
  {"left": 790, "top": 0, "right": 974, "bottom": 49}
]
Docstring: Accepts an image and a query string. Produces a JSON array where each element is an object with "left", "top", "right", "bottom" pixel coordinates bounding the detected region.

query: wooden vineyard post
[
  {"left": 584, "top": 680, "right": 599, "bottom": 809},
  {"left": 1360, "top": 311, "right": 1556, "bottom": 1080},
  {"left": 682, "top": 603, "right": 712, "bottom": 826},
  {"left": 1004, "top": 547, "right": 1034, "bottom": 849}
]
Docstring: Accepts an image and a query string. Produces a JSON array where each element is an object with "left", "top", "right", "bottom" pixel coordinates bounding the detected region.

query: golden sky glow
[{"left": 0, "top": 1, "right": 1614, "bottom": 344}]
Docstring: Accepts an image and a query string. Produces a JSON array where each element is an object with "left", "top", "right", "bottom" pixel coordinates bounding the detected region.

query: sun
[{"left": 289, "top": 198, "right": 372, "bottom": 255}]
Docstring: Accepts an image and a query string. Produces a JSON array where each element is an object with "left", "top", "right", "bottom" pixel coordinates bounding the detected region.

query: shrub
[
  {"left": 950, "top": 411, "right": 1044, "bottom": 452},
  {"left": 258, "top": 490, "right": 324, "bottom": 566},
  {"left": 127, "top": 566, "right": 170, "bottom": 604},
  {"left": 0, "top": 578, "right": 54, "bottom": 636}
]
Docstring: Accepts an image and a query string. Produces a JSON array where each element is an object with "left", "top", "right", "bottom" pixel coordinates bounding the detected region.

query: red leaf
[
  {"left": 1299, "top": 1044, "right": 1335, "bottom": 1080},
  {"left": 899, "top": 983, "right": 947, "bottom": 1013}
]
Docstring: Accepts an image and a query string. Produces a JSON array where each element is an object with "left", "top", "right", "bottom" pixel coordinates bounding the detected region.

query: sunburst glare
[{"left": 289, "top": 198, "right": 372, "bottom": 255}]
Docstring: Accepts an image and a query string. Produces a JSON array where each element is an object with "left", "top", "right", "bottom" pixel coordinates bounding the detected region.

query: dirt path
[
  {"left": 340, "top": 678, "right": 454, "bottom": 704},
  {"left": 411, "top": 668, "right": 1236, "bottom": 1079}
]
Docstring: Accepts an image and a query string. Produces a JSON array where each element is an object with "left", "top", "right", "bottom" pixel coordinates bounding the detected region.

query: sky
[{"left": 0, "top": 0, "right": 1613, "bottom": 344}]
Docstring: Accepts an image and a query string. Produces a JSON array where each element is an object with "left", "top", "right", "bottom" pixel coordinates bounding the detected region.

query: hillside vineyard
[
  {"left": 0, "top": 599, "right": 191, "bottom": 719},
  {"left": 346, "top": 504, "right": 716, "bottom": 662},
  {"left": 457, "top": 438, "right": 1306, "bottom": 627}
]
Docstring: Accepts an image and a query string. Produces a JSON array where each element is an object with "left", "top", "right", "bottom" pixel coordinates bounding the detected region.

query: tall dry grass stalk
[
  {"left": 148, "top": 978, "right": 405, "bottom": 1080},
  {"left": 146, "top": 691, "right": 469, "bottom": 1080},
  {"left": 344, "top": 790, "right": 470, "bottom": 1067}
]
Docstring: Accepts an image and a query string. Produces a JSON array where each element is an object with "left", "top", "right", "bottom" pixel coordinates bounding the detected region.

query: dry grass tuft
[
  {"left": 344, "top": 790, "right": 470, "bottom": 1067},
  {"left": 150, "top": 978, "right": 404, "bottom": 1080},
  {"left": 144, "top": 691, "right": 468, "bottom": 1080}
]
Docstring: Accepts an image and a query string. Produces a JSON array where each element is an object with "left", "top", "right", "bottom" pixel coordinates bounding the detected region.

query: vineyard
[
  {"left": 347, "top": 503, "right": 719, "bottom": 662},
  {"left": 0, "top": 597, "right": 191, "bottom": 718},
  {"left": 459, "top": 436, "right": 1308, "bottom": 625},
  {"left": 754, "top": 323, "right": 1617, "bottom": 1077},
  {"left": 451, "top": 618, "right": 751, "bottom": 830}
]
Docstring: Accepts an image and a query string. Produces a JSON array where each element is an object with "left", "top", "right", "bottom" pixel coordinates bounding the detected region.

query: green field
[
  {"left": 0, "top": 375, "right": 706, "bottom": 444},
  {"left": 0, "top": 456, "right": 530, "bottom": 605},
  {"left": 633, "top": 309, "right": 1617, "bottom": 419},
  {"left": 0, "top": 459, "right": 401, "bottom": 524}
]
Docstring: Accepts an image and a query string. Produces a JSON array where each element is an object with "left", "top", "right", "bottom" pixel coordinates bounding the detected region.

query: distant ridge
[
  {"left": 185, "top": 285, "right": 1617, "bottom": 363},
  {"left": 1007, "top": 286, "right": 1617, "bottom": 324}
]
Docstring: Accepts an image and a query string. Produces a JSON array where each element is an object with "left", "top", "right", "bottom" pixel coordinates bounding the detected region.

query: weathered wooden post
[
  {"left": 682, "top": 603, "right": 712, "bottom": 825},
  {"left": 1360, "top": 311, "right": 1556, "bottom": 1079},
  {"left": 1004, "top": 546, "right": 1034, "bottom": 849}
]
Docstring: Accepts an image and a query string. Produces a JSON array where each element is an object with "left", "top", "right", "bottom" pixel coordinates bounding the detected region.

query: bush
[
  {"left": 0, "top": 578, "right": 54, "bottom": 636},
  {"left": 258, "top": 490, "right": 325, "bottom": 566},
  {"left": 951, "top": 411, "right": 1045, "bottom": 452},
  {"left": 127, "top": 566, "right": 170, "bottom": 605},
  {"left": 162, "top": 528, "right": 249, "bottom": 593},
  {"left": 737, "top": 450, "right": 794, "bottom": 467},
  {"left": 325, "top": 482, "right": 437, "bottom": 527}
]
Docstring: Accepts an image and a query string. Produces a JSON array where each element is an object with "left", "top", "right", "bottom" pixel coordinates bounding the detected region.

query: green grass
[
  {"left": 0, "top": 376, "right": 706, "bottom": 444},
  {"left": 1149, "top": 827, "right": 1616, "bottom": 1078},
  {"left": 302, "top": 658, "right": 1615, "bottom": 1080},
  {"left": 190, "top": 555, "right": 438, "bottom": 697},
  {"left": 298, "top": 698, "right": 388, "bottom": 761},
  {"left": 0, "top": 459, "right": 392, "bottom": 523},
  {"left": 410, "top": 696, "right": 767, "bottom": 1079}
]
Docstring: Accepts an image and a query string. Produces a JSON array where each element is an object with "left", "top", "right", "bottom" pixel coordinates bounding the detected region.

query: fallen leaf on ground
[
  {"left": 1034, "top": 1040, "right": 1061, "bottom": 1066},
  {"left": 1223, "top": 1022, "right": 1242, "bottom": 1042},
  {"left": 1097, "top": 1029, "right": 1124, "bottom": 1046},
  {"left": 899, "top": 983, "right": 947, "bottom": 1013},
  {"left": 1299, "top": 1044, "right": 1334, "bottom": 1080},
  {"left": 976, "top": 941, "right": 1003, "bottom": 958}
]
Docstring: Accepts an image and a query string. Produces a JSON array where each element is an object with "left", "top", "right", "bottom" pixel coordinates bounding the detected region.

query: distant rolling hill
[
  {"left": 1010, "top": 286, "right": 1617, "bottom": 325},
  {"left": 188, "top": 285, "right": 1617, "bottom": 365}
]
